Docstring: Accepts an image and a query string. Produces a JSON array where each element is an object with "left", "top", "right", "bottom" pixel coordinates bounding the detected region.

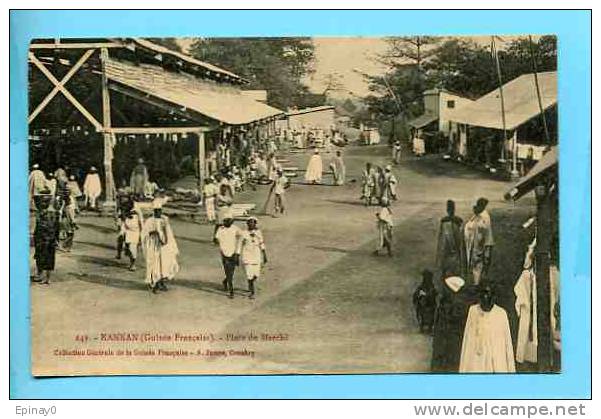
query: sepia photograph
[{"left": 26, "top": 34, "right": 559, "bottom": 377}]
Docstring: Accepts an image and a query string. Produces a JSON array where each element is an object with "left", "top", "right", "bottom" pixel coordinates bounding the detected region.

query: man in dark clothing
[
  {"left": 431, "top": 274, "right": 479, "bottom": 372},
  {"left": 436, "top": 200, "right": 465, "bottom": 278},
  {"left": 412, "top": 269, "right": 437, "bottom": 334},
  {"left": 32, "top": 193, "right": 60, "bottom": 284}
]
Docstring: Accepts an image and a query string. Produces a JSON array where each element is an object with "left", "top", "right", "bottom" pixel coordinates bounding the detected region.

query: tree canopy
[
  {"left": 363, "top": 35, "right": 558, "bottom": 123},
  {"left": 188, "top": 37, "right": 323, "bottom": 110}
]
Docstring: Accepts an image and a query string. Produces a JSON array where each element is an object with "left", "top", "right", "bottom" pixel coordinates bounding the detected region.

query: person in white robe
[
  {"left": 67, "top": 175, "right": 82, "bottom": 213},
  {"left": 142, "top": 201, "right": 179, "bottom": 293},
  {"left": 459, "top": 286, "right": 515, "bottom": 373},
  {"left": 304, "top": 149, "right": 323, "bottom": 184},
  {"left": 267, "top": 153, "right": 278, "bottom": 182},
  {"left": 28, "top": 164, "right": 47, "bottom": 207},
  {"left": 83, "top": 166, "right": 102, "bottom": 209},
  {"left": 122, "top": 205, "right": 144, "bottom": 271},
  {"left": 360, "top": 163, "right": 376, "bottom": 206},
  {"left": 46, "top": 172, "right": 57, "bottom": 197},
  {"left": 463, "top": 198, "right": 494, "bottom": 285},
  {"left": 129, "top": 158, "right": 149, "bottom": 199},
  {"left": 329, "top": 150, "right": 346, "bottom": 186},
  {"left": 413, "top": 130, "right": 426, "bottom": 156},
  {"left": 256, "top": 154, "right": 269, "bottom": 182},
  {"left": 373, "top": 198, "right": 393, "bottom": 257},
  {"left": 392, "top": 140, "right": 402, "bottom": 164},
  {"left": 383, "top": 165, "right": 398, "bottom": 201},
  {"left": 514, "top": 238, "right": 538, "bottom": 364},
  {"left": 202, "top": 177, "right": 218, "bottom": 224},
  {"left": 236, "top": 217, "right": 268, "bottom": 299},
  {"left": 271, "top": 168, "right": 289, "bottom": 216}
]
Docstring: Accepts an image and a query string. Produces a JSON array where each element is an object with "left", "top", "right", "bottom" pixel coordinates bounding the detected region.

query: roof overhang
[
  {"left": 505, "top": 146, "right": 558, "bottom": 201},
  {"left": 105, "top": 59, "right": 283, "bottom": 126}
]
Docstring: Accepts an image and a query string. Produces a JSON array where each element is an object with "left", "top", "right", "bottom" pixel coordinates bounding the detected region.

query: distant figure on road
[
  {"left": 214, "top": 214, "right": 242, "bottom": 299},
  {"left": 202, "top": 177, "right": 218, "bottom": 224},
  {"left": 330, "top": 150, "right": 346, "bottom": 186},
  {"left": 121, "top": 203, "right": 144, "bottom": 271},
  {"left": 382, "top": 165, "right": 398, "bottom": 201},
  {"left": 463, "top": 198, "right": 494, "bottom": 285},
  {"left": 413, "top": 130, "right": 426, "bottom": 157},
  {"left": 373, "top": 197, "right": 393, "bottom": 257},
  {"left": 304, "top": 148, "right": 323, "bottom": 184},
  {"left": 392, "top": 140, "right": 402, "bottom": 164},
  {"left": 83, "top": 166, "right": 101, "bottom": 210},
  {"left": 142, "top": 201, "right": 179, "bottom": 293},
  {"left": 436, "top": 200, "right": 465, "bottom": 278},
  {"left": 271, "top": 168, "right": 289, "bottom": 216},
  {"left": 237, "top": 217, "right": 268, "bottom": 299},
  {"left": 130, "top": 158, "right": 149, "bottom": 200},
  {"left": 360, "top": 162, "right": 376, "bottom": 206},
  {"left": 413, "top": 269, "right": 438, "bottom": 334}
]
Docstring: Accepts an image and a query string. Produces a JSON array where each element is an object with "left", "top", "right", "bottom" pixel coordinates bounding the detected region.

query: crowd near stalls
[
  {"left": 27, "top": 38, "right": 561, "bottom": 373},
  {"left": 27, "top": 37, "right": 281, "bottom": 287}
]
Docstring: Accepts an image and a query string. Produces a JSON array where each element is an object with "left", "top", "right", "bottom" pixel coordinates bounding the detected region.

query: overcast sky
[{"left": 305, "top": 37, "right": 389, "bottom": 98}]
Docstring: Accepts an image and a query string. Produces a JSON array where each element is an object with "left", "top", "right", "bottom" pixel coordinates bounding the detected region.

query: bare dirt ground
[{"left": 30, "top": 145, "right": 532, "bottom": 376}]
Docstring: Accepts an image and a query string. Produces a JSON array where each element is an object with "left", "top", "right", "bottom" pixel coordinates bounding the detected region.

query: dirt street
[{"left": 30, "top": 145, "right": 527, "bottom": 376}]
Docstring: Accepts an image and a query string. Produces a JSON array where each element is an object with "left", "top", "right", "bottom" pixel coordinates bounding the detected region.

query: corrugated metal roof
[
  {"left": 505, "top": 146, "right": 558, "bottom": 200},
  {"left": 408, "top": 113, "right": 438, "bottom": 128},
  {"left": 105, "top": 59, "right": 283, "bottom": 125},
  {"left": 128, "top": 38, "right": 248, "bottom": 84},
  {"left": 449, "top": 72, "right": 557, "bottom": 130}
]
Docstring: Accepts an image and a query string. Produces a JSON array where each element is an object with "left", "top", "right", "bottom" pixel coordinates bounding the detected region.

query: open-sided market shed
[
  {"left": 448, "top": 72, "right": 557, "bottom": 174},
  {"left": 28, "top": 38, "right": 283, "bottom": 210}
]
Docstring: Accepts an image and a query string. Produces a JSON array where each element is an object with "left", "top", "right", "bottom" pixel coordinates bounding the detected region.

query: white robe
[
  {"left": 514, "top": 269, "right": 537, "bottom": 363},
  {"left": 28, "top": 169, "right": 47, "bottom": 199},
  {"left": 304, "top": 154, "right": 323, "bottom": 183},
  {"left": 83, "top": 173, "right": 102, "bottom": 199},
  {"left": 413, "top": 137, "right": 425, "bottom": 155},
  {"left": 142, "top": 216, "right": 179, "bottom": 285},
  {"left": 459, "top": 304, "right": 515, "bottom": 373},
  {"left": 514, "top": 238, "right": 538, "bottom": 363}
]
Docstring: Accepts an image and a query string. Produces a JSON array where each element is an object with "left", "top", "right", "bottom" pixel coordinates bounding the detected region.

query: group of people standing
[
  {"left": 360, "top": 162, "right": 398, "bottom": 206},
  {"left": 303, "top": 148, "right": 347, "bottom": 186},
  {"left": 411, "top": 197, "right": 520, "bottom": 373},
  {"left": 28, "top": 163, "right": 103, "bottom": 284}
]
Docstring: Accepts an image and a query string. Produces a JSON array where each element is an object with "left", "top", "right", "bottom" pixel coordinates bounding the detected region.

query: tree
[
  {"left": 188, "top": 37, "right": 321, "bottom": 110},
  {"left": 361, "top": 37, "right": 440, "bottom": 127},
  {"left": 341, "top": 98, "right": 357, "bottom": 114},
  {"left": 424, "top": 38, "right": 497, "bottom": 97},
  {"left": 320, "top": 72, "right": 345, "bottom": 97},
  {"left": 424, "top": 36, "right": 557, "bottom": 98},
  {"left": 362, "top": 35, "right": 557, "bottom": 141},
  {"left": 378, "top": 36, "right": 440, "bottom": 70}
]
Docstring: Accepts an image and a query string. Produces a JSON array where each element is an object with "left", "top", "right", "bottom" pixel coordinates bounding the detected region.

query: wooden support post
[
  {"left": 100, "top": 47, "right": 116, "bottom": 213},
  {"left": 535, "top": 180, "right": 553, "bottom": 372},
  {"left": 197, "top": 130, "right": 206, "bottom": 193}
]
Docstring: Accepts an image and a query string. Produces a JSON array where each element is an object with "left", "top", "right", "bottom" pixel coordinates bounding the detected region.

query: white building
[
  {"left": 409, "top": 89, "right": 474, "bottom": 136},
  {"left": 277, "top": 105, "right": 336, "bottom": 131}
]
